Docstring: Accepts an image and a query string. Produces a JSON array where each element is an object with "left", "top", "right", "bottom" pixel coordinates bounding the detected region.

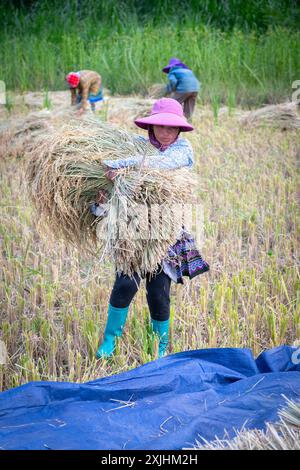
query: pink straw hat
[{"left": 134, "top": 98, "right": 193, "bottom": 132}]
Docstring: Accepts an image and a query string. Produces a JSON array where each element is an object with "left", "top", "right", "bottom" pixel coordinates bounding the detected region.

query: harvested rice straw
[
  {"left": 185, "top": 398, "right": 300, "bottom": 450},
  {"left": 0, "top": 115, "right": 52, "bottom": 159},
  {"left": 26, "top": 117, "right": 197, "bottom": 275},
  {"left": 0, "top": 109, "right": 73, "bottom": 160},
  {"left": 107, "top": 98, "right": 154, "bottom": 126},
  {"left": 240, "top": 102, "right": 300, "bottom": 129},
  {"left": 97, "top": 168, "right": 197, "bottom": 275},
  {"left": 147, "top": 83, "right": 168, "bottom": 99}
]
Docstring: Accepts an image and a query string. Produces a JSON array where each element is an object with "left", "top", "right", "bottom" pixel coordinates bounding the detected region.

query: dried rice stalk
[
  {"left": 240, "top": 102, "right": 300, "bottom": 129},
  {"left": 147, "top": 83, "right": 168, "bottom": 99},
  {"left": 26, "top": 116, "right": 197, "bottom": 275},
  {"left": 97, "top": 168, "right": 196, "bottom": 275},
  {"left": 107, "top": 98, "right": 154, "bottom": 126},
  {"left": 0, "top": 113, "right": 51, "bottom": 159},
  {"left": 186, "top": 397, "right": 300, "bottom": 450},
  {"left": 0, "top": 109, "right": 72, "bottom": 160}
]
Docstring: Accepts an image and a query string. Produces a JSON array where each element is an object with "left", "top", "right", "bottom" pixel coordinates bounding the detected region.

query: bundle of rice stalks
[
  {"left": 240, "top": 102, "right": 300, "bottom": 129},
  {"left": 97, "top": 168, "right": 197, "bottom": 275},
  {"left": 26, "top": 116, "right": 197, "bottom": 275},
  {"left": 187, "top": 397, "right": 300, "bottom": 450},
  {"left": 147, "top": 83, "right": 168, "bottom": 99}
]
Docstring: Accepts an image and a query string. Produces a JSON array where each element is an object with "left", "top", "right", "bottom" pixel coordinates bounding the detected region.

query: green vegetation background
[{"left": 0, "top": 0, "right": 300, "bottom": 106}]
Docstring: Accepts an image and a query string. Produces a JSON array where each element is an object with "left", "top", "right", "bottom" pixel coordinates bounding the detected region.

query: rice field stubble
[{"left": 0, "top": 100, "right": 299, "bottom": 391}]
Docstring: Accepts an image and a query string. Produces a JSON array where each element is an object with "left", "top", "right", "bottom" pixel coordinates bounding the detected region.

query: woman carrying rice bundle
[{"left": 93, "top": 98, "right": 209, "bottom": 359}]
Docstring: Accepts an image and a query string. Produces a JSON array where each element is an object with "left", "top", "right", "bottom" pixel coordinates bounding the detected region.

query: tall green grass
[
  {"left": 2, "top": 0, "right": 300, "bottom": 34},
  {"left": 0, "top": 0, "right": 299, "bottom": 105}
]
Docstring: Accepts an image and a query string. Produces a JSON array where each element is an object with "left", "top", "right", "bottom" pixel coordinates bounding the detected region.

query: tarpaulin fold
[{"left": 0, "top": 345, "right": 299, "bottom": 450}]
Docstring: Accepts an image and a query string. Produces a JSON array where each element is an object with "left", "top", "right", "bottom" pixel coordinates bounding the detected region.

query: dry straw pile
[
  {"left": 188, "top": 397, "right": 300, "bottom": 450},
  {"left": 147, "top": 83, "right": 168, "bottom": 99},
  {"left": 240, "top": 101, "right": 300, "bottom": 129},
  {"left": 26, "top": 116, "right": 197, "bottom": 276},
  {"left": 0, "top": 109, "right": 72, "bottom": 159},
  {"left": 0, "top": 111, "right": 52, "bottom": 159}
]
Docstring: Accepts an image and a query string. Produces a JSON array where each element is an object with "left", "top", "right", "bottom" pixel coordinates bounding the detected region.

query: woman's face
[{"left": 153, "top": 125, "right": 179, "bottom": 146}]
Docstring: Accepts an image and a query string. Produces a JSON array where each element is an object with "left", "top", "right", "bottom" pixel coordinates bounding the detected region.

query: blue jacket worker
[{"left": 163, "top": 57, "right": 200, "bottom": 121}]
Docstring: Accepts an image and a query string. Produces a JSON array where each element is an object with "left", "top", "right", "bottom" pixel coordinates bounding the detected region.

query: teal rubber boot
[
  {"left": 96, "top": 304, "right": 129, "bottom": 359},
  {"left": 151, "top": 319, "right": 170, "bottom": 358}
]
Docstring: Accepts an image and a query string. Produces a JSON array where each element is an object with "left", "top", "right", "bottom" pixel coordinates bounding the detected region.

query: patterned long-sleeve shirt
[
  {"left": 103, "top": 136, "right": 194, "bottom": 170},
  {"left": 70, "top": 70, "right": 102, "bottom": 110}
]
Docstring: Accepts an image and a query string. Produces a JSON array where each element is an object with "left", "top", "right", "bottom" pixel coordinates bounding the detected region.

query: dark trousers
[
  {"left": 109, "top": 268, "right": 171, "bottom": 321},
  {"left": 171, "top": 91, "right": 198, "bottom": 120}
]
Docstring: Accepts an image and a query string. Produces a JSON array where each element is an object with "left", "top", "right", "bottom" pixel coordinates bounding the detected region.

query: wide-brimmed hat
[
  {"left": 134, "top": 98, "right": 193, "bottom": 132},
  {"left": 162, "top": 57, "right": 189, "bottom": 74},
  {"left": 66, "top": 72, "right": 80, "bottom": 88}
]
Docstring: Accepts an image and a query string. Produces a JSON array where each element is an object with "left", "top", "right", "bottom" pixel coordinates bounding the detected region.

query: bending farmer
[
  {"left": 65, "top": 70, "right": 103, "bottom": 114},
  {"left": 162, "top": 57, "right": 200, "bottom": 121}
]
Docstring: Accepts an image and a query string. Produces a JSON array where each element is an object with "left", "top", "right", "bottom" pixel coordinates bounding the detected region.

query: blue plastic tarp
[{"left": 0, "top": 345, "right": 299, "bottom": 450}]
